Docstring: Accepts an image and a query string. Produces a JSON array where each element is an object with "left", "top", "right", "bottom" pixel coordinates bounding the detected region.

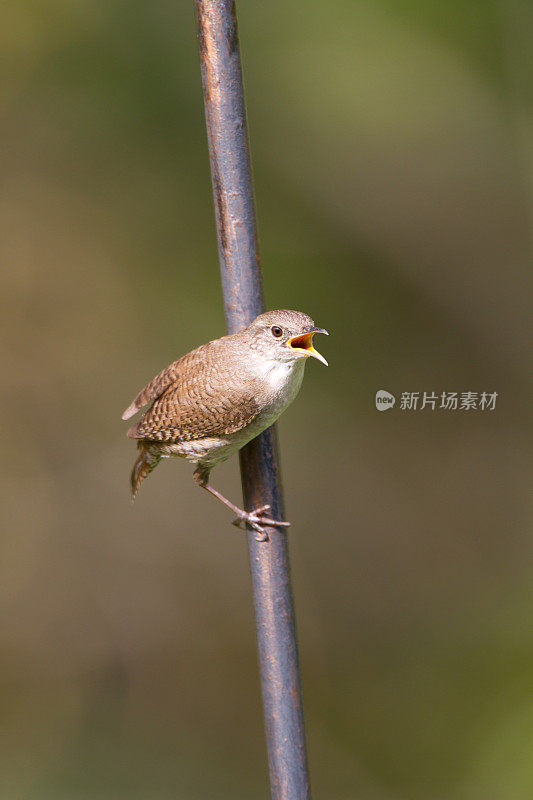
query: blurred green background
[{"left": 2, "top": 1, "right": 532, "bottom": 798}]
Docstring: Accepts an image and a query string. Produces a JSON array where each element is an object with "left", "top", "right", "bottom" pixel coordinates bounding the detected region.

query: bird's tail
[{"left": 130, "top": 443, "right": 161, "bottom": 501}]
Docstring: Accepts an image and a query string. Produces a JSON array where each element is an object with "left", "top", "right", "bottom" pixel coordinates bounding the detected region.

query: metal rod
[{"left": 194, "top": 2, "right": 312, "bottom": 798}]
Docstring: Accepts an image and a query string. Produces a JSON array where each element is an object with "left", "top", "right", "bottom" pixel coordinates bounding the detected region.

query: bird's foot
[{"left": 232, "top": 505, "right": 291, "bottom": 541}]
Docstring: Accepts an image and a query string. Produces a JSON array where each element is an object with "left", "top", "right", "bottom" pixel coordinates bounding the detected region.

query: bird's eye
[{"left": 271, "top": 325, "right": 283, "bottom": 339}]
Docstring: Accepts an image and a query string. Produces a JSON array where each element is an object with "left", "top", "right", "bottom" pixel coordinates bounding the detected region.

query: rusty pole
[{"left": 194, "top": 2, "right": 312, "bottom": 798}]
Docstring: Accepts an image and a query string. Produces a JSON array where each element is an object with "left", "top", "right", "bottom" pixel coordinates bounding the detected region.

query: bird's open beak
[{"left": 287, "top": 327, "right": 329, "bottom": 366}]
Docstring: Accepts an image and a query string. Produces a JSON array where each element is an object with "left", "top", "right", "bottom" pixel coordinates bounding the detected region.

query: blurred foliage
[{"left": 1, "top": 0, "right": 532, "bottom": 798}]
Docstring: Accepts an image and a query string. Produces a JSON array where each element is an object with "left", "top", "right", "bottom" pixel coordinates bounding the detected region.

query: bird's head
[{"left": 243, "top": 310, "right": 329, "bottom": 367}]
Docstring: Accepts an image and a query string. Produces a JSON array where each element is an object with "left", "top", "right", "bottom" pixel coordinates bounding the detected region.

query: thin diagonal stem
[{"left": 195, "top": 2, "right": 312, "bottom": 798}]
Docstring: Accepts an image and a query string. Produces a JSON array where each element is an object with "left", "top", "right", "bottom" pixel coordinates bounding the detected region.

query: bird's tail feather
[{"left": 131, "top": 443, "right": 161, "bottom": 501}]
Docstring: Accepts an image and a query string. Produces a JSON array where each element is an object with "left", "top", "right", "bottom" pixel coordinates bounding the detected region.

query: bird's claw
[{"left": 232, "top": 505, "right": 291, "bottom": 541}]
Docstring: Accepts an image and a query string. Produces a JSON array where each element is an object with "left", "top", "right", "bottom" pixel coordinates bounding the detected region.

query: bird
[{"left": 122, "top": 309, "right": 328, "bottom": 539}]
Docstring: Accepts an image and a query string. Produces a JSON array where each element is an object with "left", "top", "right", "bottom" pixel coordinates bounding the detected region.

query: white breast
[
  {"left": 252, "top": 356, "right": 307, "bottom": 428},
  {"left": 266, "top": 360, "right": 296, "bottom": 393}
]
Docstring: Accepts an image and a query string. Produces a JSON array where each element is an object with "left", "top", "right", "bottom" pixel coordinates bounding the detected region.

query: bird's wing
[
  {"left": 127, "top": 387, "right": 260, "bottom": 442},
  {"left": 125, "top": 342, "right": 261, "bottom": 442},
  {"left": 122, "top": 345, "right": 205, "bottom": 420}
]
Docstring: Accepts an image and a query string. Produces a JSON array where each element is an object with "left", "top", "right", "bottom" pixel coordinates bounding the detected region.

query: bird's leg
[{"left": 193, "top": 466, "right": 290, "bottom": 541}]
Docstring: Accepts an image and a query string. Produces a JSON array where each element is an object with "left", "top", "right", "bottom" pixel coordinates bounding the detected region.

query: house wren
[{"left": 122, "top": 310, "right": 328, "bottom": 539}]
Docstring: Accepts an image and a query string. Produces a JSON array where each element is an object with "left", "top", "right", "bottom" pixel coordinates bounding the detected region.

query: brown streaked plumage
[
  {"left": 125, "top": 341, "right": 261, "bottom": 443},
  {"left": 123, "top": 310, "right": 328, "bottom": 539}
]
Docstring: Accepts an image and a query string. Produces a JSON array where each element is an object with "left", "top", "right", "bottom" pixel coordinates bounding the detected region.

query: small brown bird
[{"left": 122, "top": 310, "right": 328, "bottom": 539}]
